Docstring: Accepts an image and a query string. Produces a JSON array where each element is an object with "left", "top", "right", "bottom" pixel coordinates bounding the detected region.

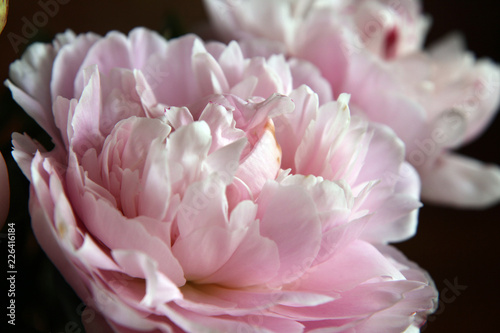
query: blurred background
[{"left": 0, "top": 0, "right": 499, "bottom": 332}]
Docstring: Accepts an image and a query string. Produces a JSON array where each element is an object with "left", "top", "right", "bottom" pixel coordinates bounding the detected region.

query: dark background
[{"left": 0, "top": 1, "right": 499, "bottom": 332}]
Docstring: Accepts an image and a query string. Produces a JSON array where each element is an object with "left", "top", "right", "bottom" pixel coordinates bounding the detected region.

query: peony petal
[
  {"left": 128, "top": 27, "right": 169, "bottom": 69},
  {"left": 175, "top": 173, "right": 228, "bottom": 236},
  {"left": 76, "top": 234, "right": 120, "bottom": 271},
  {"left": 217, "top": 41, "right": 246, "bottom": 87},
  {"left": 243, "top": 57, "right": 287, "bottom": 98},
  {"left": 296, "top": 240, "right": 405, "bottom": 293},
  {"left": 289, "top": 58, "right": 333, "bottom": 105},
  {"left": 294, "top": 9, "right": 348, "bottom": 96},
  {"left": 198, "top": 101, "right": 246, "bottom": 153},
  {"left": 274, "top": 85, "right": 319, "bottom": 171},
  {"left": 236, "top": 122, "right": 282, "bottom": 197},
  {"left": 360, "top": 162, "right": 422, "bottom": 244},
  {"left": 342, "top": 52, "right": 428, "bottom": 151},
  {"left": 85, "top": 282, "right": 162, "bottom": 332},
  {"left": 71, "top": 65, "right": 105, "bottom": 156},
  {"left": 420, "top": 152, "right": 500, "bottom": 208},
  {"left": 53, "top": 96, "right": 78, "bottom": 149},
  {"left": 172, "top": 225, "right": 246, "bottom": 281},
  {"left": 197, "top": 203, "right": 280, "bottom": 287},
  {"left": 29, "top": 156, "right": 91, "bottom": 301},
  {"left": 273, "top": 279, "right": 426, "bottom": 321},
  {"left": 66, "top": 152, "right": 185, "bottom": 286},
  {"left": 258, "top": 181, "right": 322, "bottom": 284},
  {"left": 294, "top": 94, "right": 351, "bottom": 177},
  {"left": 278, "top": 174, "right": 354, "bottom": 232},
  {"left": 148, "top": 34, "right": 201, "bottom": 106},
  {"left": 7, "top": 41, "right": 55, "bottom": 118},
  {"left": 204, "top": 138, "right": 247, "bottom": 185},
  {"left": 74, "top": 32, "right": 133, "bottom": 94},
  {"left": 166, "top": 121, "right": 212, "bottom": 194},
  {"left": 5, "top": 79, "right": 63, "bottom": 146},
  {"left": 112, "top": 250, "right": 182, "bottom": 307},
  {"left": 11, "top": 132, "right": 44, "bottom": 180},
  {"left": 51, "top": 31, "right": 100, "bottom": 101},
  {"left": 160, "top": 302, "right": 304, "bottom": 333},
  {"left": 164, "top": 106, "right": 194, "bottom": 130},
  {"left": 192, "top": 51, "right": 230, "bottom": 97}
]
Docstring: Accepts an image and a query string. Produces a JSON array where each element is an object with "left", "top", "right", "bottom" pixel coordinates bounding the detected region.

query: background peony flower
[
  {"left": 0, "top": 152, "right": 9, "bottom": 228},
  {"left": 342, "top": 35, "right": 500, "bottom": 208},
  {"left": 203, "top": 0, "right": 428, "bottom": 100},
  {"left": 204, "top": 0, "right": 500, "bottom": 208},
  {"left": 8, "top": 28, "right": 436, "bottom": 332}
]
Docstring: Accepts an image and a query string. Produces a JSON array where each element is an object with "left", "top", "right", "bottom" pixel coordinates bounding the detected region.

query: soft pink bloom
[
  {"left": 0, "top": 152, "right": 9, "bottom": 228},
  {"left": 343, "top": 35, "right": 500, "bottom": 207},
  {"left": 8, "top": 28, "right": 436, "bottom": 332},
  {"left": 205, "top": 0, "right": 500, "bottom": 208},
  {"left": 204, "top": 0, "right": 428, "bottom": 97}
]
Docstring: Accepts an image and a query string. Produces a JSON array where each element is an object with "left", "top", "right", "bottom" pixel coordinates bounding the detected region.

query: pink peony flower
[
  {"left": 8, "top": 28, "right": 436, "bottom": 332},
  {"left": 204, "top": 0, "right": 428, "bottom": 98},
  {"left": 204, "top": 0, "right": 500, "bottom": 208},
  {"left": 0, "top": 152, "right": 9, "bottom": 228},
  {"left": 342, "top": 35, "right": 500, "bottom": 207}
]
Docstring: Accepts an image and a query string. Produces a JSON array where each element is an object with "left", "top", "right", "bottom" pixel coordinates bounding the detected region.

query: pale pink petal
[
  {"left": 70, "top": 65, "right": 105, "bottom": 156},
  {"left": 161, "top": 302, "right": 304, "bottom": 333},
  {"left": 294, "top": 94, "right": 351, "bottom": 177},
  {"left": 11, "top": 132, "right": 43, "bottom": 180},
  {"left": 238, "top": 37, "right": 288, "bottom": 59},
  {"left": 258, "top": 181, "right": 322, "bottom": 284},
  {"left": 5, "top": 80, "right": 63, "bottom": 146},
  {"left": 341, "top": 52, "right": 428, "bottom": 151},
  {"left": 294, "top": 10, "right": 348, "bottom": 95},
  {"left": 128, "top": 27, "right": 169, "bottom": 69},
  {"left": 164, "top": 106, "right": 194, "bottom": 130},
  {"left": 192, "top": 51, "right": 230, "bottom": 97},
  {"left": 85, "top": 283, "right": 167, "bottom": 332},
  {"left": 355, "top": 124, "right": 422, "bottom": 243},
  {"left": 7, "top": 42, "right": 55, "bottom": 116},
  {"left": 53, "top": 96, "right": 78, "bottom": 149},
  {"left": 51, "top": 31, "right": 100, "bottom": 100},
  {"left": 76, "top": 234, "right": 120, "bottom": 271},
  {"left": 277, "top": 174, "right": 353, "bottom": 231},
  {"left": 242, "top": 57, "right": 287, "bottom": 98},
  {"left": 289, "top": 58, "right": 333, "bottom": 105},
  {"left": 236, "top": 123, "right": 281, "bottom": 197},
  {"left": 217, "top": 41, "right": 246, "bottom": 87},
  {"left": 197, "top": 202, "right": 280, "bottom": 287},
  {"left": 274, "top": 279, "right": 426, "bottom": 321},
  {"left": 175, "top": 173, "right": 228, "bottom": 237},
  {"left": 204, "top": 138, "right": 247, "bottom": 184},
  {"left": 177, "top": 283, "right": 333, "bottom": 315},
  {"left": 296, "top": 240, "right": 405, "bottom": 293},
  {"left": 111, "top": 250, "right": 182, "bottom": 307},
  {"left": 360, "top": 162, "right": 422, "bottom": 243},
  {"left": 66, "top": 152, "right": 185, "bottom": 286},
  {"left": 166, "top": 121, "right": 212, "bottom": 194},
  {"left": 148, "top": 34, "right": 202, "bottom": 106},
  {"left": 420, "top": 152, "right": 500, "bottom": 208},
  {"left": 198, "top": 101, "right": 246, "bottom": 153},
  {"left": 29, "top": 157, "right": 90, "bottom": 302},
  {"left": 274, "top": 85, "right": 319, "bottom": 171},
  {"left": 172, "top": 225, "right": 244, "bottom": 281}
]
